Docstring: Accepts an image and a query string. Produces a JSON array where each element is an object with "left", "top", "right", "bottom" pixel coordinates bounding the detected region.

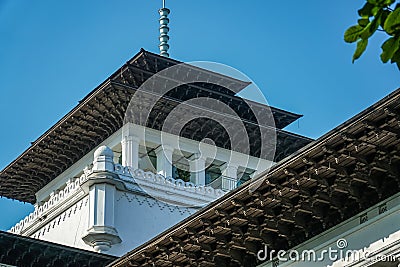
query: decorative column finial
[
  {"left": 81, "top": 145, "right": 122, "bottom": 253},
  {"left": 159, "top": 1, "right": 170, "bottom": 57},
  {"left": 93, "top": 145, "right": 114, "bottom": 172}
]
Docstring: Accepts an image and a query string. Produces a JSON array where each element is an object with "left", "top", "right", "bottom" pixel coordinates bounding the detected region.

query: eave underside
[
  {"left": 110, "top": 89, "right": 400, "bottom": 267},
  {"left": 0, "top": 231, "right": 116, "bottom": 267}
]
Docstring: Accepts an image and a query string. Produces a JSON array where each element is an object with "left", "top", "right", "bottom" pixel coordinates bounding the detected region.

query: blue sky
[{"left": 0, "top": 0, "right": 398, "bottom": 230}]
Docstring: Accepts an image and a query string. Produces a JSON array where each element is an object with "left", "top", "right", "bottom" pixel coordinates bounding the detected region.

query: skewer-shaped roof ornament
[{"left": 159, "top": 0, "right": 170, "bottom": 57}]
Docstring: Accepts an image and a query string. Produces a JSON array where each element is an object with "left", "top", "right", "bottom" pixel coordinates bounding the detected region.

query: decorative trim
[
  {"left": 9, "top": 168, "right": 92, "bottom": 234},
  {"left": 360, "top": 213, "right": 368, "bottom": 224},
  {"left": 31, "top": 196, "right": 88, "bottom": 239},
  {"left": 113, "top": 164, "right": 225, "bottom": 198},
  {"left": 82, "top": 225, "right": 122, "bottom": 252},
  {"left": 116, "top": 192, "right": 193, "bottom": 216},
  {"left": 379, "top": 203, "right": 388, "bottom": 214}
]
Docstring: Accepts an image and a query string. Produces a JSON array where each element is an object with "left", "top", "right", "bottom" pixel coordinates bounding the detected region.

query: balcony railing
[{"left": 207, "top": 175, "right": 238, "bottom": 191}]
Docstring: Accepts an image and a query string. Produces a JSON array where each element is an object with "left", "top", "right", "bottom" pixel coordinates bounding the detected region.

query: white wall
[
  {"left": 26, "top": 189, "right": 198, "bottom": 256},
  {"left": 108, "top": 191, "right": 197, "bottom": 256},
  {"left": 30, "top": 196, "right": 90, "bottom": 250}
]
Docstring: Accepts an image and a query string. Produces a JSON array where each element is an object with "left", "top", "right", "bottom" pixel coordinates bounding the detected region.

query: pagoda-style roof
[
  {"left": 0, "top": 49, "right": 311, "bottom": 203},
  {"left": 112, "top": 49, "right": 303, "bottom": 130},
  {"left": 0, "top": 231, "right": 116, "bottom": 267},
  {"left": 110, "top": 89, "right": 400, "bottom": 267}
]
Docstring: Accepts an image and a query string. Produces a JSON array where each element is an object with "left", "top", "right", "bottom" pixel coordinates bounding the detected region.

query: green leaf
[
  {"left": 358, "top": 18, "right": 370, "bottom": 27},
  {"left": 367, "top": 0, "right": 395, "bottom": 7},
  {"left": 391, "top": 49, "right": 400, "bottom": 70},
  {"left": 381, "top": 37, "right": 399, "bottom": 63},
  {"left": 358, "top": 3, "right": 377, "bottom": 17},
  {"left": 353, "top": 39, "right": 369, "bottom": 62},
  {"left": 344, "top": 25, "right": 364, "bottom": 43},
  {"left": 360, "top": 12, "right": 381, "bottom": 39},
  {"left": 384, "top": 7, "right": 400, "bottom": 34},
  {"left": 391, "top": 48, "right": 400, "bottom": 64},
  {"left": 380, "top": 9, "right": 391, "bottom": 28}
]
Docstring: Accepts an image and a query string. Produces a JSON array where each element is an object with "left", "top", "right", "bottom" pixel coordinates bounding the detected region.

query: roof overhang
[{"left": 0, "top": 231, "right": 117, "bottom": 266}]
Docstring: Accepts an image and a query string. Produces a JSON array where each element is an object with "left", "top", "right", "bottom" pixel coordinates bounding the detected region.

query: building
[
  {"left": 1, "top": 52, "right": 399, "bottom": 267},
  {"left": 0, "top": 48, "right": 311, "bottom": 263},
  {"left": 1, "top": 4, "right": 399, "bottom": 266}
]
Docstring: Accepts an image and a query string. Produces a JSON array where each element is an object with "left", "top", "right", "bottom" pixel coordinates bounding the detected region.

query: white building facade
[{"left": 9, "top": 122, "right": 274, "bottom": 256}]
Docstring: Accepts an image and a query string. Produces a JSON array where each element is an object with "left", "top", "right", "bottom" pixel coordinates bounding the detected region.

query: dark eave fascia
[
  {"left": 110, "top": 88, "right": 400, "bottom": 266},
  {"left": 275, "top": 128, "right": 313, "bottom": 142},
  {"left": 243, "top": 97, "right": 303, "bottom": 121},
  {"left": 0, "top": 230, "right": 117, "bottom": 261}
]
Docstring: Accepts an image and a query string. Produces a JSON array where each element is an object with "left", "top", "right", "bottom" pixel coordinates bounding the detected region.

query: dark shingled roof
[
  {"left": 0, "top": 231, "right": 117, "bottom": 267},
  {"left": 0, "top": 49, "right": 311, "bottom": 203},
  {"left": 110, "top": 89, "right": 400, "bottom": 267}
]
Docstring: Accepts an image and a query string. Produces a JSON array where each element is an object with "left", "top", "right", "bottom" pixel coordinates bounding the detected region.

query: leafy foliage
[{"left": 344, "top": 0, "right": 400, "bottom": 70}]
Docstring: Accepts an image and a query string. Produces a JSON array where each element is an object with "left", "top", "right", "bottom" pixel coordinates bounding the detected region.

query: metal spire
[{"left": 159, "top": 0, "right": 170, "bottom": 57}]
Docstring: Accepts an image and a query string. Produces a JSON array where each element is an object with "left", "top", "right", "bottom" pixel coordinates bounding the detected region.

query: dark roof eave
[
  {"left": 0, "top": 79, "right": 114, "bottom": 177},
  {"left": 0, "top": 230, "right": 117, "bottom": 264}
]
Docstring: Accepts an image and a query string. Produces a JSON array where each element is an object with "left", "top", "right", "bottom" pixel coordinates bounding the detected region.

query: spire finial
[{"left": 159, "top": 1, "right": 170, "bottom": 57}]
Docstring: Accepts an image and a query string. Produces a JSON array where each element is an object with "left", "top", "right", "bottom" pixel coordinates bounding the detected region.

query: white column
[
  {"left": 88, "top": 183, "right": 116, "bottom": 228},
  {"left": 155, "top": 145, "right": 174, "bottom": 177},
  {"left": 113, "top": 151, "right": 121, "bottom": 164},
  {"left": 221, "top": 163, "right": 239, "bottom": 179},
  {"left": 220, "top": 163, "right": 239, "bottom": 190},
  {"left": 121, "top": 135, "right": 140, "bottom": 170},
  {"left": 190, "top": 154, "right": 206, "bottom": 185},
  {"left": 82, "top": 146, "right": 121, "bottom": 252}
]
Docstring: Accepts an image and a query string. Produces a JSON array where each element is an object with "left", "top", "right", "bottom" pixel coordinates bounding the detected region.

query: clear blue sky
[{"left": 0, "top": 0, "right": 398, "bottom": 230}]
